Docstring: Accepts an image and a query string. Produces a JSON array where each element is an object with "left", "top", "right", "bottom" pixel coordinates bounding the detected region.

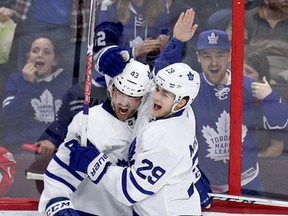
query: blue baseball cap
[{"left": 197, "top": 30, "right": 230, "bottom": 51}]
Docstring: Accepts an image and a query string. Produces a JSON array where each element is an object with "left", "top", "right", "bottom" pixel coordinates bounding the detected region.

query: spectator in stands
[
  {"left": 227, "top": 0, "right": 288, "bottom": 84},
  {"left": 155, "top": 12, "right": 288, "bottom": 195},
  {"left": 206, "top": 0, "right": 262, "bottom": 30},
  {"left": 244, "top": 51, "right": 287, "bottom": 157},
  {"left": 0, "top": 1, "right": 17, "bottom": 114},
  {"left": 206, "top": 7, "right": 232, "bottom": 31},
  {"left": 0, "top": 36, "right": 72, "bottom": 153},
  {"left": 244, "top": 51, "right": 271, "bottom": 83},
  {"left": 96, "top": 0, "right": 171, "bottom": 70},
  {"left": 15, "top": 0, "right": 93, "bottom": 84},
  {"left": 0, "top": 145, "right": 16, "bottom": 197}
]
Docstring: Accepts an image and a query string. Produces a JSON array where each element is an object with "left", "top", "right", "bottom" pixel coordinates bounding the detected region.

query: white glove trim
[
  {"left": 87, "top": 152, "right": 110, "bottom": 182},
  {"left": 45, "top": 199, "right": 74, "bottom": 216}
]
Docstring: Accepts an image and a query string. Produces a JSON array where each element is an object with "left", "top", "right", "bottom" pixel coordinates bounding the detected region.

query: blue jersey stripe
[
  {"left": 121, "top": 167, "right": 155, "bottom": 204},
  {"left": 130, "top": 171, "right": 154, "bottom": 196},
  {"left": 122, "top": 168, "right": 137, "bottom": 204},
  {"left": 45, "top": 170, "right": 77, "bottom": 192},
  {"left": 53, "top": 155, "right": 84, "bottom": 181}
]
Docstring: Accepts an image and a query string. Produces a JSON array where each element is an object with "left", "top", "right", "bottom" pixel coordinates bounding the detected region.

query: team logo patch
[
  {"left": 202, "top": 110, "right": 247, "bottom": 163},
  {"left": 208, "top": 32, "right": 219, "bottom": 45},
  {"left": 31, "top": 89, "right": 62, "bottom": 123}
]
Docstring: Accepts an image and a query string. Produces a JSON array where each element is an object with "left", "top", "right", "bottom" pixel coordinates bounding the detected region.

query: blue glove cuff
[{"left": 46, "top": 197, "right": 74, "bottom": 216}]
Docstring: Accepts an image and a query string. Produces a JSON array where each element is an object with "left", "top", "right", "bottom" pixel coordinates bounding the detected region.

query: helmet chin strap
[
  {"left": 171, "top": 102, "right": 179, "bottom": 114},
  {"left": 163, "top": 102, "right": 180, "bottom": 118},
  {"left": 171, "top": 99, "right": 188, "bottom": 114}
]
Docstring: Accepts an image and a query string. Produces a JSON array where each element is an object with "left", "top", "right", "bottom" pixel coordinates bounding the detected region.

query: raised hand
[{"left": 173, "top": 8, "right": 198, "bottom": 42}]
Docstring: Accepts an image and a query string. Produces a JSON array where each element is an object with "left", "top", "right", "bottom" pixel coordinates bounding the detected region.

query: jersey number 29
[{"left": 136, "top": 159, "right": 166, "bottom": 185}]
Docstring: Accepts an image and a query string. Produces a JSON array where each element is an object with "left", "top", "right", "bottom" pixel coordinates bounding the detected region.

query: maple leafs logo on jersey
[
  {"left": 128, "top": 138, "right": 137, "bottom": 166},
  {"left": 31, "top": 89, "right": 62, "bottom": 123},
  {"left": 116, "top": 159, "right": 129, "bottom": 167},
  {"left": 202, "top": 110, "right": 247, "bottom": 163}
]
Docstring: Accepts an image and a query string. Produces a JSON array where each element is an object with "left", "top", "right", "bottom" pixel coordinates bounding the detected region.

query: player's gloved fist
[
  {"left": 69, "top": 141, "right": 100, "bottom": 173},
  {"left": 195, "top": 171, "right": 212, "bottom": 209},
  {"left": 69, "top": 141, "right": 111, "bottom": 184},
  {"left": 98, "top": 46, "right": 131, "bottom": 77},
  {"left": 45, "top": 197, "right": 79, "bottom": 216}
]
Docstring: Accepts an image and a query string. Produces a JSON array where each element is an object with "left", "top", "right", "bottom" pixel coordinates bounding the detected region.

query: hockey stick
[
  {"left": 209, "top": 193, "right": 288, "bottom": 208},
  {"left": 25, "top": 171, "right": 44, "bottom": 181},
  {"left": 81, "top": 0, "right": 98, "bottom": 147}
]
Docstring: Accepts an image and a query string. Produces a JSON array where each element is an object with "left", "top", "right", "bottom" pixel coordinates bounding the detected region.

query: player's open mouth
[
  {"left": 119, "top": 107, "right": 128, "bottom": 115},
  {"left": 153, "top": 103, "right": 161, "bottom": 111}
]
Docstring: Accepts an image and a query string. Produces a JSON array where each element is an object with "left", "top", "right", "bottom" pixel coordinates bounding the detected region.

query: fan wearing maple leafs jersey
[
  {"left": 155, "top": 13, "right": 288, "bottom": 195},
  {"left": 0, "top": 36, "right": 72, "bottom": 153}
]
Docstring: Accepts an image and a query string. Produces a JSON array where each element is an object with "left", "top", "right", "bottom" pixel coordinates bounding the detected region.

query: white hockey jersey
[
  {"left": 38, "top": 100, "right": 134, "bottom": 215},
  {"left": 101, "top": 98, "right": 201, "bottom": 216}
]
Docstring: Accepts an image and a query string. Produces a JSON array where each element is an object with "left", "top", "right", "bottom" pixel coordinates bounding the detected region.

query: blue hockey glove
[
  {"left": 45, "top": 197, "right": 79, "bottom": 216},
  {"left": 195, "top": 170, "right": 212, "bottom": 209},
  {"left": 98, "top": 46, "right": 131, "bottom": 77},
  {"left": 69, "top": 141, "right": 111, "bottom": 184}
]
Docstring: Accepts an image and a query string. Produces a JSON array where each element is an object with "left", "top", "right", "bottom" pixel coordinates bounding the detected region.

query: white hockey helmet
[
  {"left": 108, "top": 59, "right": 151, "bottom": 98},
  {"left": 155, "top": 62, "right": 200, "bottom": 112}
]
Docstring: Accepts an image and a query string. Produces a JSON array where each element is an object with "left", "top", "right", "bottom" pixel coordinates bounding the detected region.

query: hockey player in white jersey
[
  {"left": 38, "top": 59, "right": 151, "bottom": 216},
  {"left": 67, "top": 62, "right": 203, "bottom": 216}
]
